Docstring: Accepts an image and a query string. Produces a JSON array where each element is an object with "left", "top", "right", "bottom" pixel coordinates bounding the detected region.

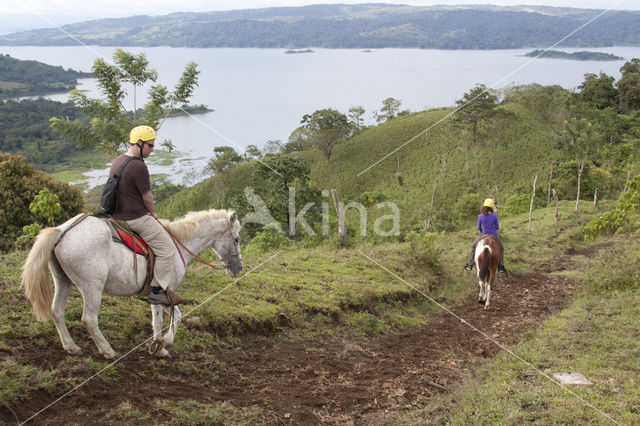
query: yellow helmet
[
  {"left": 129, "top": 125, "right": 156, "bottom": 144},
  {"left": 483, "top": 198, "right": 495, "bottom": 208}
]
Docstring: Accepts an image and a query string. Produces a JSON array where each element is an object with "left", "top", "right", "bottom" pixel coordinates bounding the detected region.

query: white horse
[{"left": 21, "top": 209, "right": 242, "bottom": 359}]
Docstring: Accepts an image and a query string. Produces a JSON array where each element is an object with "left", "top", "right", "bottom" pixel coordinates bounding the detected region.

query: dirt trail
[{"left": 1, "top": 251, "right": 583, "bottom": 425}]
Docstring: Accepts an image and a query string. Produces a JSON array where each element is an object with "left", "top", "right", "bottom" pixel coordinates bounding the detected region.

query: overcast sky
[{"left": 0, "top": 0, "right": 637, "bottom": 34}]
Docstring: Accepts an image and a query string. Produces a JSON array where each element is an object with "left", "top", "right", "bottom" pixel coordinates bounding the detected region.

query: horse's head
[{"left": 211, "top": 211, "right": 243, "bottom": 277}]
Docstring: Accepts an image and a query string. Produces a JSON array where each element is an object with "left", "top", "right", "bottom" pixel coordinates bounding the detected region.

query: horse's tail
[
  {"left": 478, "top": 247, "right": 491, "bottom": 282},
  {"left": 21, "top": 227, "right": 62, "bottom": 321}
]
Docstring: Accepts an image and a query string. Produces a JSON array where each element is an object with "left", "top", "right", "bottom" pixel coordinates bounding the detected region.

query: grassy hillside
[{"left": 158, "top": 83, "right": 631, "bottom": 242}]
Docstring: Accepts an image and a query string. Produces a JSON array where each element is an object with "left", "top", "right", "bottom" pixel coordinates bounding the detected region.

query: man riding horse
[
  {"left": 464, "top": 198, "right": 506, "bottom": 273},
  {"left": 109, "top": 125, "right": 176, "bottom": 306}
]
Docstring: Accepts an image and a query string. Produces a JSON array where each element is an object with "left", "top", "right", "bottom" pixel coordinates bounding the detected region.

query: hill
[
  {"left": 1, "top": 4, "right": 640, "bottom": 49},
  {"left": 0, "top": 54, "right": 91, "bottom": 98},
  {"left": 156, "top": 83, "right": 639, "bottom": 241}
]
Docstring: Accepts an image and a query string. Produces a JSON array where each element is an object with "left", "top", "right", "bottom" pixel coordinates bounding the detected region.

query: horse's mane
[{"left": 161, "top": 209, "right": 232, "bottom": 241}]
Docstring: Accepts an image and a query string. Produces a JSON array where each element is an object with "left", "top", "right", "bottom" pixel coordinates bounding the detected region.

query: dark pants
[{"left": 467, "top": 234, "right": 504, "bottom": 268}]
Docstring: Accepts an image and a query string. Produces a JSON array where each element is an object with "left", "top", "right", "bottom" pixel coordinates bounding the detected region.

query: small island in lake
[
  {"left": 284, "top": 49, "right": 314, "bottom": 54},
  {"left": 524, "top": 50, "right": 623, "bottom": 61}
]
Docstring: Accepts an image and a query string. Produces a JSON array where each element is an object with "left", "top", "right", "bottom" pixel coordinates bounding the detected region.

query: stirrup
[{"left": 166, "top": 289, "right": 198, "bottom": 306}]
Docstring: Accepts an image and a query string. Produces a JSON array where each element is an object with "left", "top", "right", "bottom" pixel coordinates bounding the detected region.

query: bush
[
  {"left": 501, "top": 190, "right": 545, "bottom": 217},
  {"left": 246, "top": 225, "right": 291, "bottom": 252},
  {"left": 404, "top": 231, "right": 442, "bottom": 273},
  {"left": 453, "top": 193, "right": 482, "bottom": 224}
]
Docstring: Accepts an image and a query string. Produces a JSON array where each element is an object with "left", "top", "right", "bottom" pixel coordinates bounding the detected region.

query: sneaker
[
  {"left": 147, "top": 287, "right": 170, "bottom": 306},
  {"left": 498, "top": 266, "right": 506, "bottom": 273},
  {"left": 464, "top": 264, "right": 473, "bottom": 271}
]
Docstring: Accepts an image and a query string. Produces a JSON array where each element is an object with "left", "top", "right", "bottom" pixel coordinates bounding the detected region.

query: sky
[{"left": 0, "top": 0, "right": 638, "bottom": 34}]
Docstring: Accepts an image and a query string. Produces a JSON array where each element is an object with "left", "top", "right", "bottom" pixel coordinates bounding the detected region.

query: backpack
[{"left": 100, "top": 156, "right": 139, "bottom": 215}]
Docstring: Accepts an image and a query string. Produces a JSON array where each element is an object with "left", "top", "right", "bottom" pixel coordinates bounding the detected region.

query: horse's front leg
[{"left": 150, "top": 305, "right": 170, "bottom": 357}]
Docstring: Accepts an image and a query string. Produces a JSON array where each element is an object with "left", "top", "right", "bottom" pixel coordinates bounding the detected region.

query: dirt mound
[{"left": 1, "top": 254, "right": 579, "bottom": 425}]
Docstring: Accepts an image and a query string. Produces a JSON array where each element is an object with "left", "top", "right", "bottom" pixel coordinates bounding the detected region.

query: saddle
[{"left": 106, "top": 218, "right": 155, "bottom": 297}]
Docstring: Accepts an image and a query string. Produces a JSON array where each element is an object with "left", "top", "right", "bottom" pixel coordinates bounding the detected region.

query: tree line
[
  {"left": 0, "top": 54, "right": 91, "bottom": 98},
  {"left": 2, "top": 5, "right": 640, "bottom": 49}
]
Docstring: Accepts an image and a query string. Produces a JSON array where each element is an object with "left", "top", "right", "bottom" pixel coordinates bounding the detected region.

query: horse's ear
[{"left": 229, "top": 211, "right": 237, "bottom": 223}]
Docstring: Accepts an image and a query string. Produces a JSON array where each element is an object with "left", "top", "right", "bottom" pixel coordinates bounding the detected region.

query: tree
[
  {"left": 29, "top": 188, "right": 61, "bottom": 226},
  {"left": 375, "top": 98, "right": 402, "bottom": 123},
  {"left": 244, "top": 144, "right": 262, "bottom": 160},
  {"left": 578, "top": 72, "right": 618, "bottom": 110},
  {"left": 283, "top": 126, "right": 310, "bottom": 153},
  {"left": 453, "top": 84, "right": 498, "bottom": 185},
  {"left": 252, "top": 155, "right": 321, "bottom": 238},
  {"left": 50, "top": 49, "right": 200, "bottom": 153},
  {"left": 558, "top": 118, "right": 601, "bottom": 212},
  {"left": 263, "top": 139, "right": 283, "bottom": 155},
  {"left": 453, "top": 84, "right": 498, "bottom": 146},
  {"left": 206, "top": 146, "right": 243, "bottom": 174},
  {"left": 616, "top": 58, "right": 640, "bottom": 114},
  {"left": 348, "top": 105, "right": 366, "bottom": 130},
  {"left": 301, "top": 109, "right": 350, "bottom": 163}
]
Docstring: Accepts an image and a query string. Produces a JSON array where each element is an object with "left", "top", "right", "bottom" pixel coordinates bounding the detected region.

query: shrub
[
  {"left": 246, "top": 225, "right": 291, "bottom": 252},
  {"left": 453, "top": 193, "right": 482, "bottom": 224},
  {"left": 404, "top": 231, "right": 442, "bottom": 273}
]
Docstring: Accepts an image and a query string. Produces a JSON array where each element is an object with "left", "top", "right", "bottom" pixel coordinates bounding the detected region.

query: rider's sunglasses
[{"left": 144, "top": 142, "right": 155, "bottom": 148}]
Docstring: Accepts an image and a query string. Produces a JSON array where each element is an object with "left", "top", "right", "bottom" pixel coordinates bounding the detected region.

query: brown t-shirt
[{"left": 109, "top": 154, "right": 150, "bottom": 221}]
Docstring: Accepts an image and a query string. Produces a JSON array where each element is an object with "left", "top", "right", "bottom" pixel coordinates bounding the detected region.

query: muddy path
[{"left": 2, "top": 251, "right": 584, "bottom": 425}]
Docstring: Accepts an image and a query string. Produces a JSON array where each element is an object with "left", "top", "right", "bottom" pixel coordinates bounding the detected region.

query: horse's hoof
[
  {"left": 65, "top": 346, "right": 82, "bottom": 355},
  {"left": 148, "top": 339, "right": 164, "bottom": 355},
  {"left": 154, "top": 348, "right": 171, "bottom": 358},
  {"left": 102, "top": 350, "right": 117, "bottom": 360}
]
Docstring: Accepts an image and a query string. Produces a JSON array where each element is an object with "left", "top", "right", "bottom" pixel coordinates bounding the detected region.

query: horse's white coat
[{"left": 22, "top": 210, "right": 242, "bottom": 359}]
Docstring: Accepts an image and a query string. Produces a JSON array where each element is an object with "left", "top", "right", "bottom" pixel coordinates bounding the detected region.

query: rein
[{"left": 153, "top": 216, "right": 240, "bottom": 271}]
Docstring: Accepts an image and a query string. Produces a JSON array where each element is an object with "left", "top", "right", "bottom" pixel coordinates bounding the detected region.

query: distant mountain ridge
[{"left": 1, "top": 4, "right": 639, "bottom": 49}]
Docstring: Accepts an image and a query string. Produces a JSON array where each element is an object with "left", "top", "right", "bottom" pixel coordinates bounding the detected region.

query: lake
[{"left": 3, "top": 45, "right": 640, "bottom": 187}]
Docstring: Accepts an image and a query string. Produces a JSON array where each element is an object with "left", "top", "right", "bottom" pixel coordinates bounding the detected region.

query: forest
[
  {"left": 0, "top": 54, "right": 91, "bottom": 98},
  {"left": 1, "top": 5, "right": 640, "bottom": 49}
]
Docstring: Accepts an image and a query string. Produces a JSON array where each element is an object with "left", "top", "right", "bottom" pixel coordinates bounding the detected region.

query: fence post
[
  {"left": 528, "top": 175, "right": 537, "bottom": 233},
  {"left": 552, "top": 188, "right": 559, "bottom": 223},
  {"left": 331, "top": 189, "right": 347, "bottom": 247}
]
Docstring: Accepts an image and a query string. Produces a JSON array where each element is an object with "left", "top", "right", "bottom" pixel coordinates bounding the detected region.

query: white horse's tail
[{"left": 21, "top": 227, "right": 63, "bottom": 321}]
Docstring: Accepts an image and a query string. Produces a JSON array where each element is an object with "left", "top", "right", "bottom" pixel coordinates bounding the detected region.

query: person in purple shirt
[{"left": 464, "top": 198, "right": 506, "bottom": 272}]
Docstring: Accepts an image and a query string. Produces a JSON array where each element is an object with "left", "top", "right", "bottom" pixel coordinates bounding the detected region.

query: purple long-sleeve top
[{"left": 477, "top": 212, "right": 499, "bottom": 236}]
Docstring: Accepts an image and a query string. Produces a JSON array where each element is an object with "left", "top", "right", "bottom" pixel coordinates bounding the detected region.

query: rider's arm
[
  {"left": 477, "top": 214, "right": 483, "bottom": 232},
  {"left": 141, "top": 191, "right": 157, "bottom": 219}
]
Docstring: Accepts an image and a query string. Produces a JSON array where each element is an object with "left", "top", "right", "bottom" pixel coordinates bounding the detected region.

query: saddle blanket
[
  {"left": 116, "top": 228, "right": 148, "bottom": 255},
  {"left": 107, "top": 220, "right": 148, "bottom": 255}
]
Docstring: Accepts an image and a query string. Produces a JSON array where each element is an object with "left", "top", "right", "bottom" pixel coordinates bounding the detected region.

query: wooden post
[
  {"left": 623, "top": 169, "right": 631, "bottom": 193},
  {"left": 552, "top": 188, "right": 559, "bottom": 223},
  {"left": 593, "top": 188, "right": 598, "bottom": 207},
  {"left": 528, "top": 175, "right": 537, "bottom": 233},
  {"left": 331, "top": 189, "right": 347, "bottom": 247},
  {"left": 424, "top": 183, "right": 437, "bottom": 232},
  {"left": 547, "top": 161, "right": 554, "bottom": 206}
]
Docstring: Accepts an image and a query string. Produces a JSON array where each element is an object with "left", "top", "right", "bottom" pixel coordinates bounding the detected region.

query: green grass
[{"left": 389, "top": 233, "right": 640, "bottom": 425}]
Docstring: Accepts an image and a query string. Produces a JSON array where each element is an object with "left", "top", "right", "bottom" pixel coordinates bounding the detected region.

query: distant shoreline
[{"left": 523, "top": 49, "right": 624, "bottom": 61}]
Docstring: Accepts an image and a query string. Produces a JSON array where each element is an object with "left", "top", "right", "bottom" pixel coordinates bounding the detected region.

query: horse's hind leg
[
  {"left": 77, "top": 284, "right": 117, "bottom": 359},
  {"left": 49, "top": 258, "right": 82, "bottom": 355}
]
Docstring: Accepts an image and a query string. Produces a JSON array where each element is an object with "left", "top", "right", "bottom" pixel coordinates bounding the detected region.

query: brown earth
[{"left": 1, "top": 249, "right": 590, "bottom": 425}]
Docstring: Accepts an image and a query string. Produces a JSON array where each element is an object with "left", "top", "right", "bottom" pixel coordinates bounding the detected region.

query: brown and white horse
[{"left": 474, "top": 235, "right": 501, "bottom": 309}]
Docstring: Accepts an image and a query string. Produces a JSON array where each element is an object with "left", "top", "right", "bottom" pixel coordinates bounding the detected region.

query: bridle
[{"left": 154, "top": 216, "right": 240, "bottom": 271}]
